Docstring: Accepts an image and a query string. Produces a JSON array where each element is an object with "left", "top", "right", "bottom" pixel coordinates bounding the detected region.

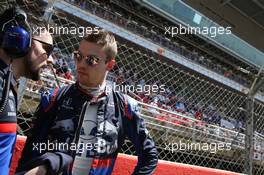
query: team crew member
[
  {"left": 17, "top": 29, "right": 158, "bottom": 175},
  {"left": 0, "top": 7, "right": 53, "bottom": 175}
]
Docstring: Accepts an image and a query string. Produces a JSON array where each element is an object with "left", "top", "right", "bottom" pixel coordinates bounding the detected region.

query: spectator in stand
[
  {"left": 235, "top": 120, "right": 244, "bottom": 132},
  {"left": 198, "top": 55, "right": 205, "bottom": 64},
  {"left": 61, "top": 59, "right": 69, "bottom": 73},
  {"left": 63, "top": 69, "right": 74, "bottom": 81},
  {"left": 202, "top": 112, "right": 210, "bottom": 123},
  {"left": 167, "top": 93, "right": 176, "bottom": 106},
  {"left": 118, "top": 67, "right": 124, "bottom": 76},
  {"left": 191, "top": 49, "right": 198, "bottom": 61},
  {"left": 211, "top": 110, "right": 222, "bottom": 126},
  {"left": 139, "top": 93, "right": 150, "bottom": 104},
  {"left": 79, "top": 0, "right": 86, "bottom": 9},
  {"left": 54, "top": 54, "right": 64, "bottom": 71},
  {"left": 156, "top": 91, "right": 167, "bottom": 104},
  {"left": 149, "top": 97, "right": 159, "bottom": 117},
  {"left": 132, "top": 72, "right": 138, "bottom": 82},
  {"left": 124, "top": 69, "right": 130, "bottom": 79},
  {"left": 194, "top": 106, "right": 203, "bottom": 120},
  {"left": 165, "top": 87, "right": 172, "bottom": 97},
  {"left": 187, "top": 104, "right": 196, "bottom": 117},
  {"left": 224, "top": 70, "right": 233, "bottom": 78},
  {"left": 127, "top": 77, "right": 136, "bottom": 86},
  {"left": 175, "top": 97, "right": 186, "bottom": 112},
  {"left": 205, "top": 105, "right": 215, "bottom": 123},
  {"left": 139, "top": 78, "right": 145, "bottom": 88},
  {"left": 116, "top": 72, "right": 124, "bottom": 84}
]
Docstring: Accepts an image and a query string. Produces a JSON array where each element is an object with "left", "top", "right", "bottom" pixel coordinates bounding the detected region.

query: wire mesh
[{"left": 1, "top": 0, "right": 264, "bottom": 174}]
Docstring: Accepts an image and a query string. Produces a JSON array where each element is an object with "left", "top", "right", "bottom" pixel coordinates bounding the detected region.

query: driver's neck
[{"left": 79, "top": 81, "right": 106, "bottom": 97}]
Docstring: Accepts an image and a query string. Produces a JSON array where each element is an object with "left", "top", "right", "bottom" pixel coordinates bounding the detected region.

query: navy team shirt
[{"left": 0, "top": 59, "right": 17, "bottom": 175}]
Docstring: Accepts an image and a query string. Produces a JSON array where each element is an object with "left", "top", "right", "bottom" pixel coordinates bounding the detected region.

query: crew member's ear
[{"left": 107, "top": 59, "right": 115, "bottom": 70}]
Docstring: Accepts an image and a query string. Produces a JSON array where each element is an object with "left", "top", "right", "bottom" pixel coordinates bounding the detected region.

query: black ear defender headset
[{"left": 0, "top": 7, "right": 32, "bottom": 113}]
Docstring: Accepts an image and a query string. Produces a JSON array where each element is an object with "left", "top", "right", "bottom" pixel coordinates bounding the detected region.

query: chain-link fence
[{"left": 1, "top": 0, "right": 264, "bottom": 174}]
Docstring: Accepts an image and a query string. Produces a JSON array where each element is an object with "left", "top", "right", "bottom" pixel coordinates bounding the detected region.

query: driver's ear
[{"left": 106, "top": 59, "right": 115, "bottom": 70}]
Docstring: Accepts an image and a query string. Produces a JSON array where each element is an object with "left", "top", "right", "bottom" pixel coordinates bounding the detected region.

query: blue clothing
[
  {"left": 17, "top": 83, "right": 158, "bottom": 175},
  {"left": 0, "top": 59, "right": 18, "bottom": 175},
  {"left": 0, "top": 133, "right": 16, "bottom": 174}
]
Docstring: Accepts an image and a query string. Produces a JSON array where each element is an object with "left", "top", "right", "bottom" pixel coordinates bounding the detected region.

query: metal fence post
[
  {"left": 245, "top": 95, "right": 254, "bottom": 175},
  {"left": 245, "top": 67, "right": 264, "bottom": 175}
]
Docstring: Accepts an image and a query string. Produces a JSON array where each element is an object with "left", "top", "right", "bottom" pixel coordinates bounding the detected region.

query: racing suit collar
[
  {"left": 78, "top": 81, "right": 106, "bottom": 96},
  {"left": 76, "top": 82, "right": 107, "bottom": 103}
]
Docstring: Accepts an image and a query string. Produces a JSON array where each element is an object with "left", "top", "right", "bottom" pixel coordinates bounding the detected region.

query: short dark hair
[{"left": 83, "top": 29, "right": 117, "bottom": 61}]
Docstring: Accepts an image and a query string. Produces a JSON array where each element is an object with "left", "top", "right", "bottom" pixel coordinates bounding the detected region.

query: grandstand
[{"left": 2, "top": 0, "right": 264, "bottom": 174}]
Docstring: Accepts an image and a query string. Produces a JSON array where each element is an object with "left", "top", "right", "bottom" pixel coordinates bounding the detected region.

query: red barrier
[
  {"left": 9, "top": 135, "right": 27, "bottom": 175},
  {"left": 10, "top": 136, "right": 243, "bottom": 175},
  {"left": 113, "top": 154, "right": 243, "bottom": 175}
]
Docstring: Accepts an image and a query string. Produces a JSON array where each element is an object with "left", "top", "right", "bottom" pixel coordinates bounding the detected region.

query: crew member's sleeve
[
  {"left": 16, "top": 88, "right": 72, "bottom": 175},
  {"left": 123, "top": 95, "right": 158, "bottom": 175}
]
